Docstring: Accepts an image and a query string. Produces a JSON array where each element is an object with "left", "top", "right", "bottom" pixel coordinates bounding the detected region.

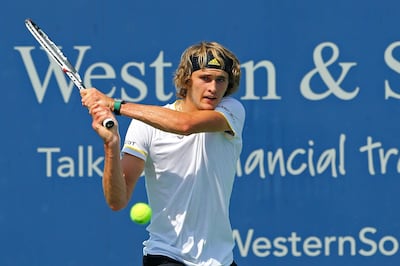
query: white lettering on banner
[
  {"left": 233, "top": 227, "right": 399, "bottom": 257},
  {"left": 150, "top": 51, "right": 173, "bottom": 101},
  {"left": 237, "top": 134, "right": 346, "bottom": 178},
  {"left": 15, "top": 41, "right": 372, "bottom": 103},
  {"left": 238, "top": 134, "right": 400, "bottom": 179},
  {"left": 300, "top": 42, "right": 359, "bottom": 100},
  {"left": 14, "top": 41, "right": 400, "bottom": 102},
  {"left": 240, "top": 60, "right": 281, "bottom": 100},
  {"left": 37, "top": 145, "right": 103, "bottom": 178},
  {"left": 384, "top": 41, "right": 400, "bottom": 99},
  {"left": 84, "top": 61, "right": 117, "bottom": 98},
  {"left": 14, "top": 46, "right": 90, "bottom": 103},
  {"left": 15, "top": 46, "right": 174, "bottom": 103},
  {"left": 359, "top": 136, "right": 400, "bottom": 175},
  {"left": 36, "top": 135, "right": 400, "bottom": 179}
]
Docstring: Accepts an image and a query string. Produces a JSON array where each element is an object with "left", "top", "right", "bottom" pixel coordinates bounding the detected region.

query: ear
[{"left": 185, "top": 78, "right": 192, "bottom": 87}]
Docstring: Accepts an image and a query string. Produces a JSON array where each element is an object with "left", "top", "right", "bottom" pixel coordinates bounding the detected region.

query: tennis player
[{"left": 81, "top": 41, "right": 245, "bottom": 266}]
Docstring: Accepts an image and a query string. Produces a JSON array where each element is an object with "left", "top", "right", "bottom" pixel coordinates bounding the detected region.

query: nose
[{"left": 207, "top": 80, "right": 218, "bottom": 92}]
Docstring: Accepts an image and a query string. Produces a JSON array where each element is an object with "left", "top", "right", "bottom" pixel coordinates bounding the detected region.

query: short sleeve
[
  {"left": 121, "top": 118, "right": 152, "bottom": 160},
  {"left": 215, "top": 96, "right": 246, "bottom": 138}
]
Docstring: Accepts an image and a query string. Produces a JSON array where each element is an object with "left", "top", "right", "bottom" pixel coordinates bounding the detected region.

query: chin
[
  {"left": 201, "top": 100, "right": 218, "bottom": 110},
  {"left": 201, "top": 104, "right": 216, "bottom": 110}
]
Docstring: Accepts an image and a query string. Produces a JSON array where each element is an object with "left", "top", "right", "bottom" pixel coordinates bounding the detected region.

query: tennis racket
[{"left": 24, "top": 18, "right": 114, "bottom": 129}]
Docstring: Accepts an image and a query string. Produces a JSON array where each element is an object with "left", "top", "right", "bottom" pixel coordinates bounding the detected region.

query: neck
[{"left": 175, "top": 99, "right": 196, "bottom": 112}]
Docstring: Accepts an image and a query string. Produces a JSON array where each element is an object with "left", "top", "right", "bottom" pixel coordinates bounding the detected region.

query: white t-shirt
[{"left": 121, "top": 96, "right": 245, "bottom": 266}]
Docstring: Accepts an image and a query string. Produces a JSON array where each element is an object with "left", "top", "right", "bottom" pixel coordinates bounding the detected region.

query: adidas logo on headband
[
  {"left": 207, "top": 58, "right": 221, "bottom": 67},
  {"left": 190, "top": 53, "right": 233, "bottom": 73}
]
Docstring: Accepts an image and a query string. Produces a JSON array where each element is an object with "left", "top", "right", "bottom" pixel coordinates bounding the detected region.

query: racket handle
[{"left": 102, "top": 118, "right": 115, "bottom": 129}]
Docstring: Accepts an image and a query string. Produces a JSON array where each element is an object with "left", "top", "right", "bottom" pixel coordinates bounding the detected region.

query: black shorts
[{"left": 143, "top": 254, "right": 238, "bottom": 266}]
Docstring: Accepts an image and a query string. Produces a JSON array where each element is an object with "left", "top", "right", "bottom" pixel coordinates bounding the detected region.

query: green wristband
[{"left": 113, "top": 99, "right": 125, "bottom": 115}]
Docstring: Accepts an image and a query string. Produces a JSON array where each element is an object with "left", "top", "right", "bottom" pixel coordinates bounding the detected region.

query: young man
[{"left": 81, "top": 42, "right": 245, "bottom": 266}]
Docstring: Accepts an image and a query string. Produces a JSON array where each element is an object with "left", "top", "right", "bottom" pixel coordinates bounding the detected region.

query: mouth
[
  {"left": 203, "top": 96, "right": 217, "bottom": 103},
  {"left": 202, "top": 96, "right": 218, "bottom": 107},
  {"left": 204, "top": 95, "right": 217, "bottom": 101}
]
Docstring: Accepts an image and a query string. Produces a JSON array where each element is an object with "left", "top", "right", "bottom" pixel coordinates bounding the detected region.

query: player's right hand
[{"left": 89, "top": 103, "right": 119, "bottom": 145}]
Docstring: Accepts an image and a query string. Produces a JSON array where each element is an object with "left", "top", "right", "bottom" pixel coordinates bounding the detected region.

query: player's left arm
[
  {"left": 120, "top": 104, "right": 232, "bottom": 135},
  {"left": 81, "top": 88, "right": 242, "bottom": 135}
]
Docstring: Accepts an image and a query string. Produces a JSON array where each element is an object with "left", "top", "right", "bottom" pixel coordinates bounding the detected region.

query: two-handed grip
[{"left": 102, "top": 118, "right": 115, "bottom": 129}]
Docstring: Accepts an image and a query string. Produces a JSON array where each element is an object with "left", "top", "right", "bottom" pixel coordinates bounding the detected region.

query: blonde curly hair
[{"left": 173, "top": 42, "right": 241, "bottom": 98}]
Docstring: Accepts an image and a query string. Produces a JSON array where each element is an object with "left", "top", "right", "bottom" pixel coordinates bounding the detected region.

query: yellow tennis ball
[{"left": 130, "top": 202, "right": 152, "bottom": 224}]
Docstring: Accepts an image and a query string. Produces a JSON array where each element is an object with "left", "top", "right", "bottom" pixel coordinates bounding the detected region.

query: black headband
[{"left": 190, "top": 53, "right": 233, "bottom": 73}]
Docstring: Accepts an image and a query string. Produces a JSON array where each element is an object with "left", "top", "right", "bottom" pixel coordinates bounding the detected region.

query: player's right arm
[
  {"left": 103, "top": 142, "right": 144, "bottom": 211},
  {"left": 87, "top": 103, "right": 144, "bottom": 211}
]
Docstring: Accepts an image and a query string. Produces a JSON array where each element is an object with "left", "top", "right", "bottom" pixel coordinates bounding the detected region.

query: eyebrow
[
  {"left": 198, "top": 72, "right": 228, "bottom": 78},
  {"left": 198, "top": 74, "right": 228, "bottom": 81}
]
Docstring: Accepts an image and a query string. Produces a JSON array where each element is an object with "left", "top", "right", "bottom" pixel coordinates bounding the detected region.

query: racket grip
[{"left": 102, "top": 118, "right": 115, "bottom": 129}]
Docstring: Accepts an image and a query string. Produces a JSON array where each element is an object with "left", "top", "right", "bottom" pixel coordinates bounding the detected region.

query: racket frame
[{"left": 25, "top": 18, "right": 114, "bottom": 128}]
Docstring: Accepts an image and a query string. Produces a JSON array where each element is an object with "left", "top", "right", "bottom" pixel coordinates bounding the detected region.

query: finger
[{"left": 81, "top": 98, "right": 87, "bottom": 107}]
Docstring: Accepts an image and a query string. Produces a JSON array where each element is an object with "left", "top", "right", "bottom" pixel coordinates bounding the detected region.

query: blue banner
[{"left": 2, "top": 0, "right": 400, "bottom": 265}]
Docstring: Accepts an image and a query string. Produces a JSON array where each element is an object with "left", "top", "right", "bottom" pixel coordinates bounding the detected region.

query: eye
[
  {"left": 216, "top": 77, "right": 226, "bottom": 83},
  {"left": 200, "top": 75, "right": 212, "bottom": 82}
]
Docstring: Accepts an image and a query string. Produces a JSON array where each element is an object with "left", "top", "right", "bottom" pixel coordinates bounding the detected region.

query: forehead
[{"left": 192, "top": 68, "right": 229, "bottom": 78}]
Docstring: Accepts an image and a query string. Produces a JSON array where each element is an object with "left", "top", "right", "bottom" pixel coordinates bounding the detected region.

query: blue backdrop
[{"left": 2, "top": 0, "right": 400, "bottom": 265}]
